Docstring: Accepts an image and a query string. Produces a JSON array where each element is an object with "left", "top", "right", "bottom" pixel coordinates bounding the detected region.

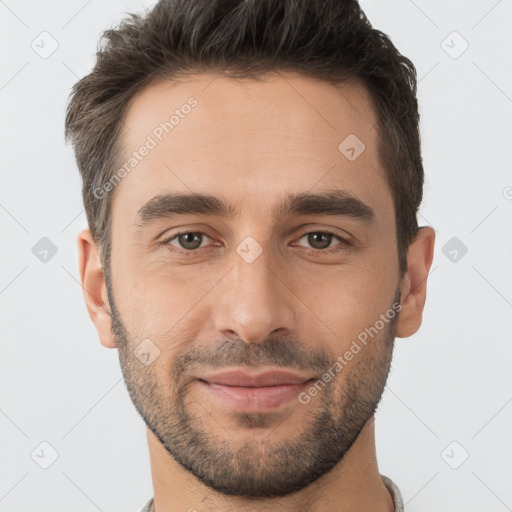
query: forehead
[{"left": 112, "top": 71, "right": 391, "bottom": 224}]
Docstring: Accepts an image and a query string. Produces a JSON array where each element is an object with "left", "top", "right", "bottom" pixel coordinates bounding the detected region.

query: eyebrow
[{"left": 134, "top": 189, "right": 375, "bottom": 228}]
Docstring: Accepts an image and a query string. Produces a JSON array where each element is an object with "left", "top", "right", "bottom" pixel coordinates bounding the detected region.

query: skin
[{"left": 78, "top": 71, "right": 435, "bottom": 511}]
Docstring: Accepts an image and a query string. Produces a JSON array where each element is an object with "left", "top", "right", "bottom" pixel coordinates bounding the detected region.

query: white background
[{"left": 1, "top": 0, "right": 511, "bottom": 511}]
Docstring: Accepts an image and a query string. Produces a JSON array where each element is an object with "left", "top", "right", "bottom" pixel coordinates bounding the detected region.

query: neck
[{"left": 146, "top": 416, "right": 395, "bottom": 512}]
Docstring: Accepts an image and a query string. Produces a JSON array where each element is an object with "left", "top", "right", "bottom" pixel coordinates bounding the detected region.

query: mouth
[{"left": 195, "top": 368, "right": 316, "bottom": 412}]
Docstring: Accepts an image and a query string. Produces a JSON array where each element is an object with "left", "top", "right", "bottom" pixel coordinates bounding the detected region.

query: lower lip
[{"left": 197, "top": 379, "right": 312, "bottom": 412}]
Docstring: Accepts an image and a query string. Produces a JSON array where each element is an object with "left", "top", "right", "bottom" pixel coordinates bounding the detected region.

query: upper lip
[{"left": 199, "top": 368, "right": 314, "bottom": 387}]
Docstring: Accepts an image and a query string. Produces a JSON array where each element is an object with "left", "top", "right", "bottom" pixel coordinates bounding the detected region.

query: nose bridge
[{"left": 213, "top": 237, "right": 295, "bottom": 343}]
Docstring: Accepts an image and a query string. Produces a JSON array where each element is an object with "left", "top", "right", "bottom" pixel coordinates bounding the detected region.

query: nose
[{"left": 213, "top": 243, "right": 297, "bottom": 345}]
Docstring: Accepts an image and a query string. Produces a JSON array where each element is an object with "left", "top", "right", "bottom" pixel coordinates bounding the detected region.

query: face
[{"left": 103, "top": 72, "right": 404, "bottom": 497}]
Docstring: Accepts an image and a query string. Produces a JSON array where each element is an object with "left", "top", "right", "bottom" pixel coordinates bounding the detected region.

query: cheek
[
  {"left": 296, "top": 259, "right": 397, "bottom": 346},
  {"left": 119, "top": 255, "right": 202, "bottom": 315}
]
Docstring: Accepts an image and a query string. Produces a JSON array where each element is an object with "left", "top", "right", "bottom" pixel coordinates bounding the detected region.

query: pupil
[
  {"left": 309, "top": 232, "right": 331, "bottom": 249},
  {"left": 180, "top": 232, "right": 201, "bottom": 249}
]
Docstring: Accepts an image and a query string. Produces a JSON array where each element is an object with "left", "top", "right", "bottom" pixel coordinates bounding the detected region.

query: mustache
[{"left": 171, "top": 336, "right": 332, "bottom": 378}]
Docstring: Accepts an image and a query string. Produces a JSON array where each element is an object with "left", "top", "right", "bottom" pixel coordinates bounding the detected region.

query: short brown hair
[{"left": 65, "top": 0, "right": 423, "bottom": 277}]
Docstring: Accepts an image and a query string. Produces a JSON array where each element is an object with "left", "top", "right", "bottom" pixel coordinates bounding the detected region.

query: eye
[
  {"left": 158, "top": 229, "right": 350, "bottom": 255},
  {"left": 162, "top": 231, "right": 213, "bottom": 252},
  {"left": 295, "top": 231, "right": 350, "bottom": 253}
]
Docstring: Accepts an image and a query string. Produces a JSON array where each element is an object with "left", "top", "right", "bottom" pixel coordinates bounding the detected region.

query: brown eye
[
  {"left": 164, "top": 231, "right": 211, "bottom": 251},
  {"left": 296, "top": 231, "right": 347, "bottom": 251},
  {"left": 306, "top": 232, "right": 333, "bottom": 250}
]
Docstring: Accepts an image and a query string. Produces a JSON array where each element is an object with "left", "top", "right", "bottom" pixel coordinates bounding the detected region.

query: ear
[
  {"left": 395, "top": 226, "right": 436, "bottom": 338},
  {"left": 77, "top": 229, "right": 116, "bottom": 349}
]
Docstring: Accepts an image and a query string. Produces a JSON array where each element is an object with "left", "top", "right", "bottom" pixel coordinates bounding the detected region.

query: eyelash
[{"left": 158, "top": 229, "right": 351, "bottom": 256}]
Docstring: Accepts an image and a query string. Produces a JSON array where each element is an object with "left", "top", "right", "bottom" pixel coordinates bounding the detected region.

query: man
[{"left": 65, "top": 0, "right": 435, "bottom": 510}]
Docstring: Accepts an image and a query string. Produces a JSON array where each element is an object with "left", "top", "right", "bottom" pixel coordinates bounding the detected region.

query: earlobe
[
  {"left": 395, "top": 226, "right": 436, "bottom": 338},
  {"left": 77, "top": 229, "right": 116, "bottom": 349}
]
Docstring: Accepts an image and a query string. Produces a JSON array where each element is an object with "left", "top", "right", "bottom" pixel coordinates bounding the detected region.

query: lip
[
  {"left": 196, "top": 368, "right": 315, "bottom": 412},
  {"left": 199, "top": 368, "right": 314, "bottom": 387}
]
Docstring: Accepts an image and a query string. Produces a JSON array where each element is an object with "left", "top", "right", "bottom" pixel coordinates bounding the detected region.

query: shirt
[{"left": 138, "top": 474, "right": 404, "bottom": 511}]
